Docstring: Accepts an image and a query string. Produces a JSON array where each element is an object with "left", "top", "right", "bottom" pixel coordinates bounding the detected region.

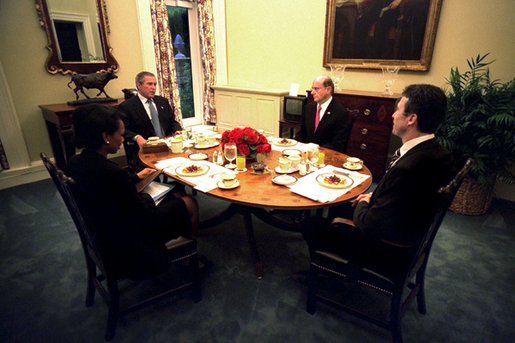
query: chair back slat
[
  {"left": 40, "top": 153, "right": 102, "bottom": 265},
  {"left": 405, "top": 158, "right": 473, "bottom": 281}
]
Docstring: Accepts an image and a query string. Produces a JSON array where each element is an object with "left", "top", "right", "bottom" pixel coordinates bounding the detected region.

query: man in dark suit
[
  {"left": 118, "top": 71, "right": 182, "bottom": 170},
  {"left": 296, "top": 75, "right": 352, "bottom": 153},
  {"left": 304, "top": 84, "right": 455, "bottom": 276}
]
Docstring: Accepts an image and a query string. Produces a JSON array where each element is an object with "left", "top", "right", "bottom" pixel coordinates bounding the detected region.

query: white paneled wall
[{"left": 212, "top": 85, "right": 288, "bottom": 135}]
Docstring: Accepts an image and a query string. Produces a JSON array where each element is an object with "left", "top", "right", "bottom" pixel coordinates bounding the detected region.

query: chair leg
[
  {"left": 189, "top": 254, "right": 202, "bottom": 303},
  {"left": 390, "top": 293, "right": 403, "bottom": 343},
  {"left": 104, "top": 280, "right": 120, "bottom": 341},
  {"left": 306, "top": 265, "right": 319, "bottom": 315},
  {"left": 85, "top": 259, "right": 96, "bottom": 307},
  {"left": 416, "top": 271, "right": 427, "bottom": 314}
]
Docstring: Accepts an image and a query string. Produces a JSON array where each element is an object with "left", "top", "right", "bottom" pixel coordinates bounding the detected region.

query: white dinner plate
[
  {"left": 273, "top": 138, "right": 297, "bottom": 147},
  {"left": 175, "top": 164, "right": 210, "bottom": 177},
  {"left": 194, "top": 142, "right": 220, "bottom": 149},
  {"left": 316, "top": 173, "right": 354, "bottom": 189}
]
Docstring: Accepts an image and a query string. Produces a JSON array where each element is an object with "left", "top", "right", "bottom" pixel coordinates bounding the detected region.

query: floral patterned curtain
[
  {"left": 197, "top": 0, "right": 217, "bottom": 124},
  {"left": 0, "top": 138, "right": 9, "bottom": 171},
  {"left": 150, "top": 0, "right": 183, "bottom": 126}
]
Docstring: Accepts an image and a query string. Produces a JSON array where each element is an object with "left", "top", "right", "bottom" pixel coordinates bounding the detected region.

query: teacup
[
  {"left": 346, "top": 157, "right": 362, "bottom": 168},
  {"left": 207, "top": 135, "right": 217, "bottom": 145},
  {"left": 287, "top": 154, "right": 301, "bottom": 168},
  {"left": 278, "top": 157, "right": 292, "bottom": 172},
  {"left": 170, "top": 138, "right": 183, "bottom": 153},
  {"left": 221, "top": 173, "right": 237, "bottom": 187},
  {"left": 196, "top": 133, "right": 207, "bottom": 146}
]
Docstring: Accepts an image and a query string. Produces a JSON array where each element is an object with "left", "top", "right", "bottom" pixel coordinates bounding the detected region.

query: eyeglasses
[{"left": 311, "top": 86, "right": 327, "bottom": 92}]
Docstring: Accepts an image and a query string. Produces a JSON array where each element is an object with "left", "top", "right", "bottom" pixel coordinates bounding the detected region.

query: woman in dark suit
[{"left": 68, "top": 104, "right": 198, "bottom": 279}]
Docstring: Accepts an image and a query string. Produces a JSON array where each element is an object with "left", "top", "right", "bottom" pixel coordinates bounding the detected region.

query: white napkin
[{"left": 289, "top": 165, "right": 370, "bottom": 203}]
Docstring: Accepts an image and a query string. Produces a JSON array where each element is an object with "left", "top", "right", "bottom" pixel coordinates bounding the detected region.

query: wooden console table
[{"left": 39, "top": 99, "right": 124, "bottom": 171}]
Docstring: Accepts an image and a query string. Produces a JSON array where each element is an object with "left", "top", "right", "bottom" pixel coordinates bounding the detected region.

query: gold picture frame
[{"left": 323, "top": 0, "right": 443, "bottom": 71}]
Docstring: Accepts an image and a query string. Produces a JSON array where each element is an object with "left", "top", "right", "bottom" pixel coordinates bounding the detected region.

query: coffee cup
[
  {"left": 346, "top": 157, "right": 362, "bottom": 168},
  {"left": 287, "top": 154, "right": 301, "bottom": 168},
  {"left": 278, "top": 157, "right": 292, "bottom": 172},
  {"left": 196, "top": 133, "right": 206, "bottom": 146},
  {"left": 221, "top": 173, "right": 237, "bottom": 187}
]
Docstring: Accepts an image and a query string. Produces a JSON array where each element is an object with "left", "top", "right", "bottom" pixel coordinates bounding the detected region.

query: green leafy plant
[{"left": 437, "top": 53, "right": 515, "bottom": 186}]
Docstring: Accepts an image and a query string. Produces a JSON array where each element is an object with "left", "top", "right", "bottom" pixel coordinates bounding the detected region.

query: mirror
[{"left": 36, "top": 0, "right": 119, "bottom": 75}]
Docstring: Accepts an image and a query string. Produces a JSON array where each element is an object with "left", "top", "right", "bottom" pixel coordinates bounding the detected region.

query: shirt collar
[
  {"left": 318, "top": 96, "right": 332, "bottom": 114},
  {"left": 399, "top": 134, "right": 435, "bottom": 156},
  {"left": 137, "top": 92, "right": 152, "bottom": 105}
]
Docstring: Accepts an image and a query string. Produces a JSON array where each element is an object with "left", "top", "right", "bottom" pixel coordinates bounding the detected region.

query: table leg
[{"left": 242, "top": 209, "right": 264, "bottom": 279}]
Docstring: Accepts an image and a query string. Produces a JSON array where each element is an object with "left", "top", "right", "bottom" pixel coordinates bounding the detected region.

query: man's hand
[
  {"left": 354, "top": 192, "right": 372, "bottom": 206},
  {"left": 136, "top": 135, "right": 147, "bottom": 148},
  {"left": 137, "top": 168, "right": 156, "bottom": 180}
]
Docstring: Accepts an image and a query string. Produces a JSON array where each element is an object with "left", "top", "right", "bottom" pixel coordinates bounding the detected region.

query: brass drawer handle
[
  {"left": 360, "top": 143, "right": 367, "bottom": 150},
  {"left": 361, "top": 128, "right": 368, "bottom": 135},
  {"left": 363, "top": 109, "right": 371, "bottom": 116}
]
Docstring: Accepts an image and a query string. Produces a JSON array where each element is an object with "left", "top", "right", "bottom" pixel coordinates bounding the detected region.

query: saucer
[
  {"left": 217, "top": 180, "right": 240, "bottom": 190},
  {"left": 272, "top": 174, "right": 297, "bottom": 186},
  {"left": 194, "top": 142, "right": 220, "bottom": 149},
  {"left": 343, "top": 162, "right": 363, "bottom": 171},
  {"left": 236, "top": 168, "right": 248, "bottom": 173},
  {"left": 275, "top": 166, "right": 299, "bottom": 174},
  {"left": 188, "top": 153, "right": 208, "bottom": 161}
]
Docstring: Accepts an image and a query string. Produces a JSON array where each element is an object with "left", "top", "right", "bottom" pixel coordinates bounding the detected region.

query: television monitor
[{"left": 283, "top": 95, "right": 306, "bottom": 123}]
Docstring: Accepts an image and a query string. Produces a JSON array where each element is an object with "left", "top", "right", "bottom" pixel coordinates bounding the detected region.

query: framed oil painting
[{"left": 323, "top": 0, "right": 443, "bottom": 71}]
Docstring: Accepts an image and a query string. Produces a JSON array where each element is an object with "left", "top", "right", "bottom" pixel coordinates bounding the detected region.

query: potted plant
[{"left": 436, "top": 53, "right": 515, "bottom": 215}]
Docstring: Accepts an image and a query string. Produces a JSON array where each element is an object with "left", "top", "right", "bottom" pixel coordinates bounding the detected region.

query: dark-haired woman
[{"left": 68, "top": 104, "right": 198, "bottom": 279}]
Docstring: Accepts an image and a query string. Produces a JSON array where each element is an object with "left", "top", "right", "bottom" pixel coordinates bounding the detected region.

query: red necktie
[{"left": 314, "top": 105, "right": 321, "bottom": 132}]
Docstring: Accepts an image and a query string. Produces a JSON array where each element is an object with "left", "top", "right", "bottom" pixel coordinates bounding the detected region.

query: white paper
[{"left": 289, "top": 83, "right": 300, "bottom": 96}]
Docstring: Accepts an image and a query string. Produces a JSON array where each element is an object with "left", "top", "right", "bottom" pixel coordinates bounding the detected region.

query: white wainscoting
[{"left": 212, "top": 85, "right": 288, "bottom": 136}]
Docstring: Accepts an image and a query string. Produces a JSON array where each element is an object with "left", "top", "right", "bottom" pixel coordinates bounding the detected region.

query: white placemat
[{"left": 289, "top": 165, "right": 371, "bottom": 203}]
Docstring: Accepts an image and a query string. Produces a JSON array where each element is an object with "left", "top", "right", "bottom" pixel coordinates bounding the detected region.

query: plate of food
[
  {"left": 273, "top": 138, "right": 297, "bottom": 147},
  {"left": 316, "top": 173, "right": 354, "bottom": 189},
  {"left": 176, "top": 164, "right": 210, "bottom": 177},
  {"left": 188, "top": 153, "right": 209, "bottom": 161},
  {"left": 272, "top": 174, "right": 297, "bottom": 186}
]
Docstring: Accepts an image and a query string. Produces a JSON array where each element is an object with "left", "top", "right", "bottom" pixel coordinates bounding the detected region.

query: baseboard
[{"left": 0, "top": 161, "right": 49, "bottom": 190}]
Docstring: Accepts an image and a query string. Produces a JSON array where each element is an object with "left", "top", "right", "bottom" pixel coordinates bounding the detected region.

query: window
[{"left": 166, "top": 0, "right": 202, "bottom": 126}]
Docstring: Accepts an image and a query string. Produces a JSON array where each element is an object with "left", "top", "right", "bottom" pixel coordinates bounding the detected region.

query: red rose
[
  {"left": 258, "top": 134, "right": 268, "bottom": 144},
  {"left": 238, "top": 143, "right": 250, "bottom": 156},
  {"left": 234, "top": 132, "right": 244, "bottom": 144},
  {"left": 243, "top": 127, "right": 254, "bottom": 137},
  {"left": 247, "top": 133, "right": 259, "bottom": 145},
  {"left": 260, "top": 143, "right": 271, "bottom": 153}
]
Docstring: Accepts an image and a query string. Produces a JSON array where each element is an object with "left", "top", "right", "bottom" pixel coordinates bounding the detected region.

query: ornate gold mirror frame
[{"left": 35, "top": 0, "right": 119, "bottom": 75}]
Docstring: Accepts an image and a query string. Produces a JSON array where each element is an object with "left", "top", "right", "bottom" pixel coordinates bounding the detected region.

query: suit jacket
[
  {"left": 118, "top": 95, "right": 182, "bottom": 141},
  {"left": 295, "top": 99, "right": 352, "bottom": 153},
  {"left": 354, "top": 138, "right": 455, "bottom": 246},
  {"left": 68, "top": 149, "right": 174, "bottom": 279}
]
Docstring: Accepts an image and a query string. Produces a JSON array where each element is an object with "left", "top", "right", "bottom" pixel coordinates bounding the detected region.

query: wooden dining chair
[
  {"left": 40, "top": 152, "right": 201, "bottom": 341},
  {"left": 306, "top": 158, "right": 473, "bottom": 343}
]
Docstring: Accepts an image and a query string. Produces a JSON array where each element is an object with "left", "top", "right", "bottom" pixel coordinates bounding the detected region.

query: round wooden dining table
[{"left": 140, "top": 142, "right": 373, "bottom": 278}]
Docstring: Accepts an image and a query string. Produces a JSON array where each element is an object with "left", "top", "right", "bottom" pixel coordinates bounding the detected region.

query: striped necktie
[
  {"left": 386, "top": 148, "right": 401, "bottom": 172},
  {"left": 148, "top": 99, "right": 164, "bottom": 137}
]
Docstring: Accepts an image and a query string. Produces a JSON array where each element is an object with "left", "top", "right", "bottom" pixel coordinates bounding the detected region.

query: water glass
[{"left": 224, "top": 143, "right": 237, "bottom": 169}]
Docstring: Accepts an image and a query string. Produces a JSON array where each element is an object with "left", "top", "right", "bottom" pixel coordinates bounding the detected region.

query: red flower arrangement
[{"left": 221, "top": 127, "right": 271, "bottom": 159}]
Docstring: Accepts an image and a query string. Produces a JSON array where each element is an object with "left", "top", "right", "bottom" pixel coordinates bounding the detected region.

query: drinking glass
[
  {"left": 307, "top": 146, "right": 320, "bottom": 168},
  {"left": 381, "top": 65, "right": 400, "bottom": 95},
  {"left": 224, "top": 143, "right": 237, "bottom": 169}
]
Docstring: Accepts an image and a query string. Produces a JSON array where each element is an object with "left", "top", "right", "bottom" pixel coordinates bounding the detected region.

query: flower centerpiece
[{"left": 221, "top": 127, "right": 271, "bottom": 160}]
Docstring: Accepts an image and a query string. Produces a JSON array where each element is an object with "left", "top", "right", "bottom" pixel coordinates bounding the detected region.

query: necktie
[
  {"left": 314, "top": 105, "right": 321, "bottom": 132},
  {"left": 148, "top": 99, "right": 164, "bottom": 137},
  {"left": 386, "top": 148, "right": 401, "bottom": 172}
]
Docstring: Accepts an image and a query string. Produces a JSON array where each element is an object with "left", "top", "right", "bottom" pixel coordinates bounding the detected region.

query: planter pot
[{"left": 450, "top": 176, "right": 493, "bottom": 215}]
